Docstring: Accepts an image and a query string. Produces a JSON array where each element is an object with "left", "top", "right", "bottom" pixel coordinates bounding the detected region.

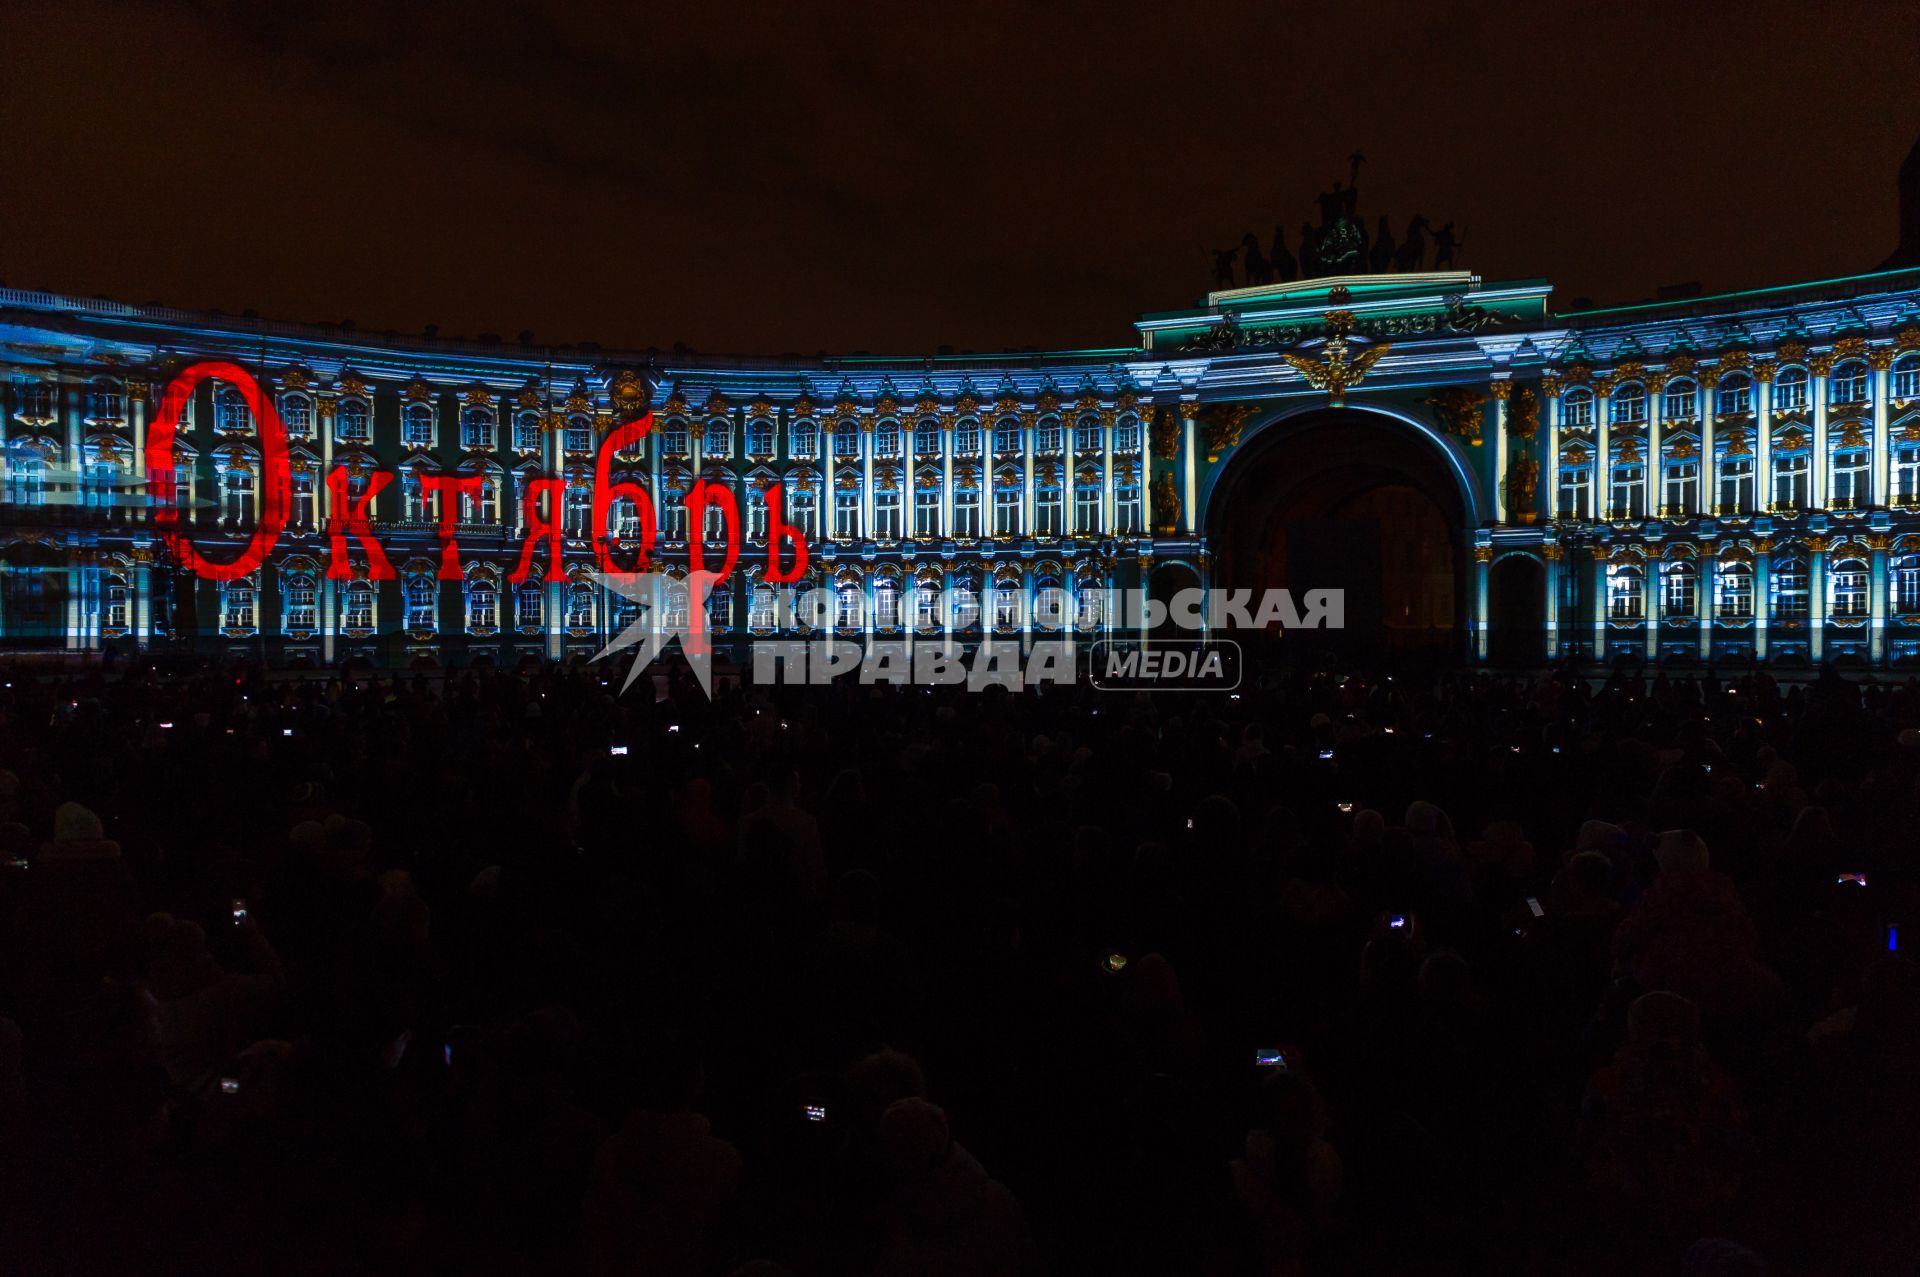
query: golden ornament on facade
[
  {"left": 1424, "top": 386, "right": 1487, "bottom": 445},
  {"left": 1833, "top": 336, "right": 1868, "bottom": 360},
  {"left": 1541, "top": 374, "right": 1564, "bottom": 399},
  {"left": 1753, "top": 361, "right": 1776, "bottom": 383},
  {"left": 1201, "top": 404, "right": 1254, "bottom": 462},
  {"left": 1281, "top": 319, "right": 1390, "bottom": 406},
  {"left": 1666, "top": 353, "right": 1698, "bottom": 376},
  {"left": 337, "top": 372, "right": 369, "bottom": 399},
  {"left": 607, "top": 369, "right": 649, "bottom": 418},
  {"left": 462, "top": 384, "right": 494, "bottom": 409},
  {"left": 1805, "top": 535, "right": 1830, "bottom": 554},
  {"left": 1505, "top": 456, "right": 1540, "bottom": 523},
  {"left": 1672, "top": 437, "right": 1697, "bottom": 459},
  {"left": 1866, "top": 533, "right": 1892, "bottom": 552},
  {"left": 1868, "top": 347, "right": 1895, "bottom": 372},
  {"left": 1473, "top": 544, "right": 1494, "bottom": 562},
  {"left": 1838, "top": 422, "right": 1868, "bottom": 447},
  {"left": 1543, "top": 543, "right": 1564, "bottom": 561},
  {"left": 1489, "top": 380, "right": 1513, "bottom": 402},
  {"left": 281, "top": 366, "right": 312, "bottom": 390},
  {"left": 1773, "top": 341, "right": 1806, "bottom": 365},
  {"left": 1152, "top": 472, "right": 1180, "bottom": 533},
  {"left": 1151, "top": 412, "right": 1181, "bottom": 460},
  {"left": 1808, "top": 352, "right": 1838, "bottom": 377},
  {"left": 405, "top": 378, "right": 435, "bottom": 403},
  {"left": 1509, "top": 386, "right": 1540, "bottom": 439}
]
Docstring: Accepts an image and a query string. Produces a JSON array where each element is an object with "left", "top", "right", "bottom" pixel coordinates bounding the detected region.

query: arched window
[
  {"left": 1662, "top": 559, "right": 1697, "bottom": 616},
  {"left": 1073, "top": 416, "right": 1102, "bottom": 453},
  {"left": 1830, "top": 556, "right": 1869, "bottom": 618},
  {"left": 663, "top": 578, "right": 690, "bottom": 629},
  {"left": 791, "top": 420, "right": 817, "bottom": 458},
  {"left": 1562, "top": 387, "right": 1595, "bottom": 427},
  {"left": 103, "top": 573, "right": 129, "bottom": 629},
  {"left": 513, "top": 411, "right": 542, "bottom": 451},
  {"left": 747, "top": 418, "right": 775, "bottom": 456},
  {"left": 343, "top": 580, "right": 375, "bottom": 630},
  {"left": 993, "top": 419, "right": 1021, "bottom": 454},
  {"left": 564, "top": 414, "right": 593, "bottom": 455},
  {"left": 1830, "top": 360, "right": 1869, "bottom": 405},
  {"left": 566, "top": 582, "right": 595, "bottom": 628},
  {"left": 913, "top": 577, "right": 941, "bottom": 629},
  {"left": 88, "top": 380, "right": 124, "bottom": 423},
  {"left": 913, "top": 420, "right": 940, "bottom": 457},
  {"left": 833, "top": 421, "right": 859, "bottom": 459},
  {"left": 1666, "top": 378, "right": 1697, "bottom": 418},
  {"left": 947, "top": 575, "right": 980, "bottom": 628},
  {"left": 222, "top": 579, "right": 257, "bottom": 630},
  {"left": 1035, "top": 418, "right": 1063, "bottom": 452},
  {"left": 283, "top": 572, "right": 317, "bottom": 631},
  {"left": 661, "top": 421, "right": 690, "bottom": 455},
  {"left": 1610, "top": 382, "right": 1646, "bottom": 424},
  {"left": 281, "top": 394, "right": 314, "bottom": 437},
  {"left": 564, "top": 482, "right": 592, "bottom": 536},
  {"left": 405, "top": 575, "right": 437, "bottom": 629},
  {"left": 748, "top": 578, "right": 777, "bottom": 629},
  {"left": 1771, "top": 555, "right": 1809, "bottom": 620},
  {"left": 1715, "top": 373, "right": 1752, "bottom": 416},
  {"left": 1607, "top": 562, "right": 1643, "bottom": 619},
  {"left": 1893, "top": 551, "right": 1920, "bottom": 615},
  {"left": 215, "top": 385, "right": 253, "bottom": 434},
  {"left": 1076, "top": 580, "right": 1107, "bottom": 630},
  {"left": 953, "top": 419, "right": 981, "bottom": 453},
  {"left": 461, "top": 406, "right": 494, "bottom": 449},
  {"left": 873, "top": 421, "right": 900, "bottom": 456},
  {"left": 515, "top": 579, "right": 543, "bottom": 629},
  {"left": 1894, "top": 354, "right": 1920, "bottom": 401},
  {"left": 1032, "top": 578, "right": 1067, "bottom": 630},
  {"left": 336, "top": 399, "right": 371, "bottom": 443},
  {"left": 1715, "top": 561, "right": 1753, "bottom": 618},
  {"left": 1774, "top": 366, "right": 1810, "bottom": 412},
  {"left": 993, "top": 580, "right": 1021, "bottom": 630},
  {"left": 874, "top": 576, "right": 900, "bottom": 628},
  {"left": 1717, "top": 451, "right": 1754, "bottom": 514},
  {"left": 403, "top": 403, "right": 434, "bottom": 447},
  {"left": 1115, "top": 415, "right": 1142, "bottom": 452},
  {"left": 466, "top": 576, "right": 498, "bottom": 630},
  {"left": 223, "top": 466, "right": 254, "bottom": 525},
  {"left": 609, "top": 493, "right": 642, "bottom": 540}
]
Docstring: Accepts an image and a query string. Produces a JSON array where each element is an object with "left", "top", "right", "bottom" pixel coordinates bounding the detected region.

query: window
[
  {"left": 566, "top": 583, "right": 594, "bottom": 629},
  {"left": 914, "top": 421, "right": 940, "bottom": 456},
  {"left": 746, "top": 489, "right": 768, "bottom": 541},
  {"left": 1610, "top": 383, "right": 1646, "bottom": 424},
  {"left": 1558, "top": 461, "right": 1590, "bottom": 518},
  {"left": 1663, "top": 380, "right": 1697, "bottom": 419},
  {"left": 948, "top": 580, "right": 979, "bottom": 628},
  {"left": 1033, "top": 583, "right": 1067, "bottom": 630},
  {"left": 1830, "top": 361, "right": 1868, "bottom": 405},
  {"left": 1774, "top": 367, "right": 1809, "bottom": 412},
  {"left": 1663, "top": 457, "right": 1698, "bottom": 514},
  {"left": 1115, "top": 416, "right": 1142, "bottom": 452},
  {"left": 913, "top": 581, "right": 939, "bottom": 629},
  {"left": 1715, "top": 373, "right": 1752, "bottom": 416},
  {"left": 1894, "top": 355, "right": 1920, "bottom": 401},
  {"left": 467, "top": 578, "right": 497, "bottom": 630},
  {"left": 1896, "top": 442, "right": 1920, "bottom": 503},
  {"left": 703, "top": 420, "right": 731, "bottom": 460},
  {"left": 281, "top": 394, "right": 314, "bottom": 437},
  {"left": 1116, "top": 482, "right": 1141, "bottom": 533},
  {"left": 462, "top": 475, "right": 499, "bottom": 525},
  {"left": 1772, "top": 451, "right": 1809, "bottom": 509},
  {"left": 215, "top": 385, "right": 253, "bottom": 434},
  {"left": 834, "top": 484, "right": 860, "bottom": 537},
  {"left": 993, "top": 484, "right": 1021, "bottom": 536},
  {"left": 402, "top": 470, "right": 429, "bottom": 523},
  {"left": 835, "top": 582, "right": 863, "bottom": 629},
  {"left": 1772, "top": 557, "right": 1809, "bottom": 620},
  {"left": 1077, "top": 584, "right": 1106, "bottom": 630},
  {"left": 661, "top": 487, "right": 687, "bottom": 540},
  {"left": 89, "top": 382, "right": 124, "bottom": 422},
  {"left": 1073, "top": 417, "right": 1102, "bottom": 453},
  {"left": 283, "top": 574, "right": 317, "bottom": 631},
  {"left": 1609, "top": 461, "right": 1645, "bottom": 518},
  {"left": 1716, "top": 563, "right": 1753, "bottom": 618},
  {"left": 993, "top": 420, "right": 1021, "bottom": 454},
  {"left": 701, "top": 491, "right": 729, "bottom": 542},
  {"left": 403, "top": 403, "right": 434, "bottom": 447},
  {"left": 833, "top": 422, "right": 859, "bottom": 459},
  {"left": 1034, "top": 483, "right": 1062, "bottom": 537},
  {"left": 223, "top": 583, "right": 256, "bottom": 630},
  {"left": 87, "top": 459, "right": 117, "bottom": 508},
  {"left": 403, "top": 576, "right": 436, "bottom": 628},
  {"left": 1562, "top": 388, "right": 1594, "bottom": 427},
  {"left": 461, "top": 407, "right": 494, "bottom": 449},
  {"left": 223, "top": 468, "right": 254, "bottom": 525},
  {"left": 1607, "top": 564, "right": 1643, "bottom": 619},
  {"left": 747, "top": 418, "right": 775, "bottom": 456},
  {"left": 564, "top": 483, "right": 592, "bottom": 537},
  {"left": 1831, "top": 447, "right": 1869, "bottom": 509},
  {"left": 791, "top": 421, "right": 817, "bottom": 458},
  {"left": 1035, "top": 419, "right": 1063, "bottom": 452},
  {"left": 873, "top": 486, "right": 901, "bottom": 539},
  {"left": 1717, "top": 455, "right": 1754, "bottom": 513},
  {"left": 513, "top": 411, "right": 542, "bottom": 451},
  {"left": 104, "top": 574, "right": 129, "bottom": 629},
  {"left": 787, "top": 485, "right": 816, "bottom": 537},
  {"left": 993, "top": 583, "right": 1020, "bottom": 630},
  {"left": 344, "top": 581, "right": 374, "bottom": 630},
  {"left": 291, "top": 472, "right": 314, "bottom": 529},
  {"left": 336, "top": 399, "right": 371, "bottom": 443},
  {"left": 1894, "top": 552, "right": 1920, "bottom": 615},
  {"left": 1074, "top": 479, "right": 1102, "bottom": 533},
  {"left": 873, "top": 422, "right": 900, "bottom": 456},
  {"left": 914, "top": 482, "right": 940, "bottom": 536},
  {"left": 952, "top": 487, "right": 981, "bottom": 538},
  {"left": 954, "top": 419, "right": 981, "bottom": 453},
  {"left": 874, "top": 577, "right": 900, "bottom": 628},
  {"left": 661, "top": 421, "right": 690, "bottom": 455},
  {"left": 749, "top": 581, "right": 777, "bottom": 629},
  {"left": 515, "top": 580, "right": 543, "bottom": 628},
  {"left": 565, "top": 415, "right": 593, "bottom": 455},
  {"left": 1662, "top": 560, "right": 1697, "bottom": 616},
  {"left": 1830, "top": 557, "right": 1869, "bottom": 618}
]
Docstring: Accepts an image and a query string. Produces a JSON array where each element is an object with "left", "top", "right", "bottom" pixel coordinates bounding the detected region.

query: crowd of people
[{"left": 1, "top": 650, "right": 1917, "bottom": 1275}]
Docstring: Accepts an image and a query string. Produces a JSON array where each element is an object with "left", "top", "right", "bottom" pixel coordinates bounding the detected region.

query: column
[
  {"left": 134, "top": 553, "right": 152, "bottom": 646},
  {"left": 1646, "top": 377, "right": 1664, "bottom": 518},
  {"left": 1492, "top": 380, "right": 1511, "bottom": 524},
  {"left": 1543, "top": 544, "right": 1561, "bottom": 661},
  {"left": 1592, "top": 554, "right": 1608, "bottom": 661},
  {"left": 1136, "top": 553, "right": 1152, "bottom": 643},
  {"left": 1698, "top": 553, "right": 1714, "bottom": 663},
  {"left": 1644, "top": 554, "right": 1661, "bottom": 662},
  {"left": 1141, "top": 406, "right": 1157, "bottom": 536},
  {"left": 941, "top": 419, "right": 955, "bottom": 536},
  {"left": 1544, "top": 379, "right": 1563, "bottom": 520},
  {"left": 1596, "top": 386, "right": 1612, "bottom": 519},
  {"left": 1057, "top": 417, "right": 1069, "bottom": 538},
  {"left": 1700, "top": 374, "right": 1718, "bottom": 514},
  {"left": 1179, "top": 401, "right": 1199, "bottom": 534},
  {"left": 1102, "top": 412, "right": 1117, "bottom": 533},
  {"left": 1870, "top": 533, "right": 1890, "bottom": 665},
  {"left": 1811, "top": 358, "right": 1830, "bottom": 510},
  {"left": 1754, "top": 540, "right": 1772, "bottom": 661},
  {"left": 1755, "top": 369, "right": 1773, "bottom": 513},
  {"left": 321, "top": 567, "right": 336, "bottom": 664},
  {"left": 861, "top": 419, "right": 875, "bottom": 538},
  {"left": 982, "top": 429, "right": 995, "bottom": 541},
  {"left": 1474, "top": 545, "right": 1491, "bottom": 661},
  {"left": 1023, "top": 417, "right": 1036, "bottom": 536},
  {"left": 1808, "top": 536, "right": 1827, "bottom": 663},
  {"left": 1873, "top": 354, "right": 1893, "bottom": 508}
]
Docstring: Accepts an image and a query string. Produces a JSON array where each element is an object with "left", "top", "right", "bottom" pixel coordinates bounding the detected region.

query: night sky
[{"left": 5, "top": 1, "right": 1918, "bottom": 357}]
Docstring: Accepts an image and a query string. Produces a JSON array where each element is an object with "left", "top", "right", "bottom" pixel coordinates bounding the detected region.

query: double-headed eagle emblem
[{"left": 1281, "top": 310, "right": 1390, "bottom": 406}]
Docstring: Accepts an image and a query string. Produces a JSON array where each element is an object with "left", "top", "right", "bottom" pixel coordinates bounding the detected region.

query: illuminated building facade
[{"left": 3, "top": 266, "right": 1920, "bottom": 668}]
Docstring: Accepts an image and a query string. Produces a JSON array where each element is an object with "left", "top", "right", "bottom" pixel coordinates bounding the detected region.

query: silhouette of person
[
  {"left": 1432, "top": 222, "right": 1463, "bottom": 269},
  {"left": 1317, "top": 184, "right": 1345, "bottom": 229},
  {"left": 1369, "top": 215, "right": 1396, "bottom": 273},
  {"left": 1270, "top": 224, "right": 1297, "bottom": 282},
  {"left": 1212, "top": 246, "right": 1240, "bottom": 288},
  {"left": 1241, "top": 233, "right": 1273, "bottom": 286},
  {"left": 1394, "top": 215, "right": 1431, "bottom": 272},
  {"left": 1299, "top": 222, "right": 1321, "bottom": 279}
]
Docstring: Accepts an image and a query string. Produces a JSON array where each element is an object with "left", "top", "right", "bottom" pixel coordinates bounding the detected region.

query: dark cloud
[{"left": 4, "top": 0, "right": 1917, "bottom": 356}]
